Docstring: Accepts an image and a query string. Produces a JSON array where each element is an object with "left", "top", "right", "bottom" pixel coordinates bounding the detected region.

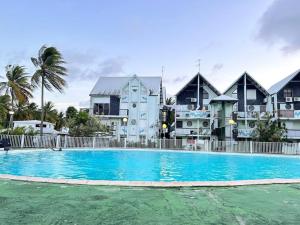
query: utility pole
[
  {"left": 161, "top": 66, "right": 165, "bottom": 78},
  {"left": 196, "top": 59, "right": 201, "bottom": 73}
]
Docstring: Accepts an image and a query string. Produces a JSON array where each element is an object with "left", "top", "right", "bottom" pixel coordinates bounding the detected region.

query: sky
[{"left": 1, "top": 0, "right": 300, "bottom": 111}]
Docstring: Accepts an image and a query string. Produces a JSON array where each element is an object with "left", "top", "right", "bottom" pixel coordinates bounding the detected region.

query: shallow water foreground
[{"left": 0, "top": 180, "right": 300, "bottom": 225}]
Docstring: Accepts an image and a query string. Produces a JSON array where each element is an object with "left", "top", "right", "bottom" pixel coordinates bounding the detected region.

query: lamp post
[
  {"left": 228, "top": 119, "right": 236, "bottom": 143},
  {"left": 122, "top": 117, "right": 128, "bottom": 138},
  {"left": 7, "top": 111, "right": 14, "bottom": 135},
  {"left": 162, "top": 123, "right": 167, "bottom": 148}
]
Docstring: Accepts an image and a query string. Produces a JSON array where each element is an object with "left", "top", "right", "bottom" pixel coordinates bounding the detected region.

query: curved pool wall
[{"left": 1, "top": 149, "right": 300, "bottom": 186}]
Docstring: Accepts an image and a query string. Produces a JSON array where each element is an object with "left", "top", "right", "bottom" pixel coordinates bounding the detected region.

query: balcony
[
  {"left": 238, "top": 129, "right": 255, "bottom": 138},
  {"left": 278, "top": 110, "right": 300, "bottom": 119},
  {"left": 175, "top": 128, "right": 210, "bottom": 136},
  {"left": 287, "top": 130, "right": 300, "bottom": 139},
  {"left": 176, "top": 111, "right": 210, "bottom": 119},
  {"left": 237, "top": 111, "right": 267, "bottom": 119}
]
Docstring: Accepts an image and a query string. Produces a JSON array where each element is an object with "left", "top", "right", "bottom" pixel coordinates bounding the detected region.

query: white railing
[{"left": 1, "top": 134, "right": 300, "bottom": 155}]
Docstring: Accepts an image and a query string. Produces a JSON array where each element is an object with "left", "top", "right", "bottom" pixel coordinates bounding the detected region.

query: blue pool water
[{"left": 1, "top": 150, "right": 300, "bottom": 181}]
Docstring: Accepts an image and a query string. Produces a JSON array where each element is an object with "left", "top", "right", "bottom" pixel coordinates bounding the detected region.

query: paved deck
[{"left": 0, "top": 180, "right": 300, "bottom": 224}]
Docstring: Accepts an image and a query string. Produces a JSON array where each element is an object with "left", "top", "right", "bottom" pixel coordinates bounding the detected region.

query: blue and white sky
[{"left": 1, "top": 0, "right": 300, "bottom": 111}]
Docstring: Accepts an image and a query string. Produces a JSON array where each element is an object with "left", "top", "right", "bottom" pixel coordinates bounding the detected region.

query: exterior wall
[
  {"left": 225, "top": 75, "right": 268, "bottom": 139},
  {"left": 120, "top": 77, "right": 160, "bottom": 141},
  {"left": 89, "top": 76, "right": 161, "bottom": 141},
  {"left": 174, "top": 75, "right": 219, "bottom": 141},
  {"left": 13, "top": 121, "right": 55, "bottom": 134}
]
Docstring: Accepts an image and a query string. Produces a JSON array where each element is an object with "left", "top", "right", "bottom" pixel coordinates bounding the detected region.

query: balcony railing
[
  {"left": 238, "top": 129, "right": 255, "bottom": 138},
  {"left": 287, "top": 130, "right": 300, "bottom": 139},
  {"left": 278, "top": 110, "right": 300, "bottom": 119},
  {"left": 175, "top": 128, "right": 210, "bottom": 136},
  {"left": 176, "top": 111, "right": 210, "bottom": 119},
  {"left": 278, "top": 110, "right": 294, "bottom": 118}
]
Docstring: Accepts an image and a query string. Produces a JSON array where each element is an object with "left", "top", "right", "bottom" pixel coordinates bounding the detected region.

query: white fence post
[
  {"left": 64, "top": 135, "right": 67, "bottom": 148},
  {"left": 250, "top": 141, "right": 253, "bottom": 154},
  {"left": 92, "top": 137, "right": 96, "bottom": 148},
  {"left": 159, "top": 139, "right": 161, "bottom": 149},
  {"left": 21, "top": 135, "right": 25, "bottom": 148},
  {"left": 56, "top": 135, "right": 60, "bottom": 148},
  {"left": 124, "top": 138, "right": 127, "bottom": 148}
]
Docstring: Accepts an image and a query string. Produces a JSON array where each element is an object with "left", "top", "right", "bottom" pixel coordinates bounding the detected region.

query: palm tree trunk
[
  {"left": 40, "top": 74, "right": 45, "bottom": 136},
  {"left": 8, "top": 90, "right": 14, "bottom": 134}
]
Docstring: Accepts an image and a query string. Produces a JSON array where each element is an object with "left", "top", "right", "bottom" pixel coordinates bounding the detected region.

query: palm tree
[
  {"left": 166, "top": 97, "right": 175, "bottom": 105},
  {"left": 43, "top": 101, "right": 58, "bottom": 123},
  {"left": 0, "top": 95, "right": 10, "bottom": 127},
  {"left": 31, "top": 45, "right": 67, "bottom": 135},
  {"left": 55, "top": 112, "right": 65, "bottom": 131},
  {"left": 0, "top": 65, "right": 33, "bottom": 130},
  {"left": 15, "top": 102, "right": 39, "bottom": 120}
]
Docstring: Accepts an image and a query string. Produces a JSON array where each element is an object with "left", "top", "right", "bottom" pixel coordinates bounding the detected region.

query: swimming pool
[{"left": 1, "top": 149, "right": 300, "bottom": 182}]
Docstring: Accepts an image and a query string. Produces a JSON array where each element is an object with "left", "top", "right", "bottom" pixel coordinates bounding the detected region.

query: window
[
  {"left": 203, "top": 89, "right": 209, "bottom": 99},
  {"left": 176, "top": 121, "right": 183, "bottom": 128},
  {"left": 36, "top": 124, "right": 46, "bottom": 128},
  {"left": 249, "top": 121, "right": 256, "bottom": 128},
  {"left": 247, "top": 89, "right": 256, "bottom": 100},
  {"left": 284, "top": 88, "right": 293, "bottom": 98},
  {"left": 232, "top": 89, "right": 237, "bottom": 99},
  {"left": 93, "top": 103, "right": 110, "bottom": 115}
]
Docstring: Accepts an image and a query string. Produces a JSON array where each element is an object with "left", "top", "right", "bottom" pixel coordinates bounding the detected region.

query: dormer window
[
  {"left": 203, "top": 90, "right": 209, "bottom": 99},
  {"left": 247, "top": 89, "right": 256, "bottom": 100},
  {"left": 284, "top": 88, "right": 293, "bottom": 98},
  {"left": 232, "top": 89, "right": 237, "bottom": 99}
]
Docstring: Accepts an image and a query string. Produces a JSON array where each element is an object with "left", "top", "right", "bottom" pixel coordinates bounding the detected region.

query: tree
[
  {"left": 0, "top": 65, "right": 32, "bottom": 130},
  {"left": 55, "top": 112, "right": 65, "bottom": 131},
  {"left": 0, "top": 95, "right": 10, "bottom": 127},
  {"left": 67, "top": 111, "right": 108, "bottom": 137},
  {"left": 43, "top": 101, "right": 58, "bottom": 123},
  {"left": 14, "top": 102, "right": 39, "bottom": 121},
  {"left": 66, "top": 106, "right": 78, "bottom": 119},
  {"left": 166, "top": 97, "right": 175, "bottom": 105},
  {"left": 31, "top": 45, "right": 67, "bottom": 136},
  {"left": 252, "top": 113, "right": 287, "bottom": 142}
]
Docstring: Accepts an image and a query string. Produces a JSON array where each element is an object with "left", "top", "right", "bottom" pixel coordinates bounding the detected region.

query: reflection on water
[{"left": 1, "top": 150, "right": 300, "bottom": 181}]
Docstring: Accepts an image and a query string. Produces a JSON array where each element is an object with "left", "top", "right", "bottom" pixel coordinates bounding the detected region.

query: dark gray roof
[
  {"left": 209, "top": 95, "right": 237, "bottom": 104},
  {"left": 90, "top": 75, "right": 161, "bottom": 96},
  {"left": 224, "top": 72, "right": 268, "bottom": 96},
  {"left": 175, "top": 73, "right": 221, "bottom": 96},
  {"left": 268, "top": 69, "right": 300, "bottom": 94}
]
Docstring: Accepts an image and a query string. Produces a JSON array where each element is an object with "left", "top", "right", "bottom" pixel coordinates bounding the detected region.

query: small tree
[
  {"left": 66, "top": 106, "right": 78, "bottom": 119},
  {"left": 252, "top": 113, "right": 287, "bottom": 142},
  {"left": 67, "top": 111, "right": 108, "bottom": 137}
]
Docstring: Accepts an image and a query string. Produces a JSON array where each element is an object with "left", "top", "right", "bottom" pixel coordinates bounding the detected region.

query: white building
[
  {"left": 13, "top": 120, "right": 56, "bottom": 134},
  {"left": 89, "top": 75, "right": 164, "bottom": 141}
]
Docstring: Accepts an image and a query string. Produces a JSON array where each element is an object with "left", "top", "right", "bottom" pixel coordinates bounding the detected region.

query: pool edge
[{"left": 1, "top": 174, "right": 300, "bottom": 187}]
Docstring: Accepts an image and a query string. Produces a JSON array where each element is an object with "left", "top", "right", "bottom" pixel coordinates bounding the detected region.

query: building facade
[
  {"left": 173, "top": 73, "right": 220, "bottom": 144},
  {"left": 268, "top": 69, "right": 300, "bottom": 140},
  {"left": 89, "top": 75, "right": 164, "bottom": 141},
  {"left": 224, "top": 72, "right": 269, "bottom": 139}
]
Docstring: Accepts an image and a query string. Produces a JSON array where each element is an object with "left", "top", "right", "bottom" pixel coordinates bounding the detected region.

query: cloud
[
  {"left": 97, "top": 57, "right": 126, "bottom": 76},
  {"left": 163, "top": 75, "right": 187, "bottom": 85},
  {"left": 211, "top": 63, "right": 223, "bottom": 73},
  {"left": 64, "top": 49, "right": 127, "bottom": 81},
  {"left": 257, "top": 0, "right": 300, "bottom": 54}
]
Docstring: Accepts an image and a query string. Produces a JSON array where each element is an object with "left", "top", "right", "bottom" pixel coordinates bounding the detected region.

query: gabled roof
[
  {"left": 90, "top": 75, "right": 161, "bottom": 96},
  {"left": 209, "top": 95, "right": 237, "bottom": 104},
  {"left": 268, "top": 69, "right": 300, "bottom": 95},
  {"left": 224, "top": 72, "right": 269, "bottom": 96},
  {"left": 175, "top": 73, "right": 221, "bottom": 96}
]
